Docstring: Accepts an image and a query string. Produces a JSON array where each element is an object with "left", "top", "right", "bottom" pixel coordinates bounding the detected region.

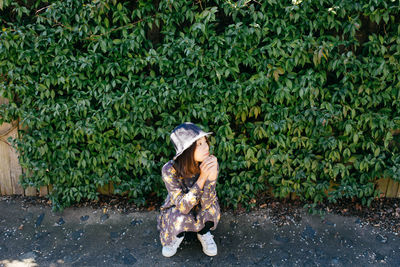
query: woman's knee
[{"left": 201, "top": 202, "right": 220, "bottom": 216}]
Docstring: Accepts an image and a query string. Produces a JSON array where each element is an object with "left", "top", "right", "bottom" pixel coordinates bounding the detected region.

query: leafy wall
[{"left": 0, "top": 0, "right": 399, "bottom": 211}]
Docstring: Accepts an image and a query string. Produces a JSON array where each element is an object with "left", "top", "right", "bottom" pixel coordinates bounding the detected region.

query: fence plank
[
  {"left": 39, "top": 186, "right": 48, "bottom": 196},
  {"left": 109, "top": 182, "right": 129, "bottom": 196},
  {"left": 97, "top": 183, "right": 109, "bottom": 195},
  {"left": 8, "top": 127, "right": 24, "bottom": 195},
  {"left": 386, "top": 179, "right": 399, "bottom": 198},
  {"left": 25, "top": 187, "right": 37, "bottom": 196},
  {"left": 267, "top": 186, "right": 273, "bottom": 197},
  {"left": 395, "top": 181, "right": 400, "bottom": 198},
  {"left": 0, "top": 122, "right": 13, "bottom": 135},
  {"left": 109, "top": 182, "right": 114, "bottom": 195},
  {"left": 22, "top": 168, "right": 37, "bottom": 196},
  {"left": 376, "top": 178, "right": 389, "bottom": 197},
  {"left": 397, "top": 183, "right": 400, "bottom": 198},
  {"left": 0, "top": 141, "right": 13, "bottom": 195},
  {"left": 0, "top": 100, "right": 19, "bottom": 195}
]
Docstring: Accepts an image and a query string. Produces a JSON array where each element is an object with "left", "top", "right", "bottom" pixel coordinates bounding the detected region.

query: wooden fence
[
  {"left": 0, "top": 114, "right": 106, "bottom": 197},
  {"left": 1, "top": 97, "right": 400, "bottom": 199}
]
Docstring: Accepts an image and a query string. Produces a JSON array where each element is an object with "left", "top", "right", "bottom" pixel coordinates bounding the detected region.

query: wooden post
[
  {"left": 397, "top": 183, "right": 400, "bottom": 198},
  {"left": 39, "top": 186, "right": 48, "bottom": 196},
  {"left": 0, "top": 139, "right": 13, "bottom": 195},
  {"left": 8, "top": 126, "right": 24, "bottom": 195},
  {"left": 25, "top": 186, "right": 37, "bottom": 196},
  {"left": 376, "top": 178, "right": 389, "bottom": 197},
  {"left": 109, "top": 182, "right": 114, "bottom": 195},
  {"left": 267, "top": 186, "right": 274, "bottom": 197},
  {"left": 386, "top": 179, "right": 399, "bottom": 198},
  {"left": 22, "top": 168, "right": 37, "bottom": 196},
  {"left": 0, "top": 97, "right": 10, "bottom": 194},
  {"left": 97, "top": 183, "right": 109, "bottom": 195},
  {"left": 0, "top": 119, "right": 17, "bottom": 195},
  {"left": 1, "top": 97, "right": 23, "bottom": 195}
]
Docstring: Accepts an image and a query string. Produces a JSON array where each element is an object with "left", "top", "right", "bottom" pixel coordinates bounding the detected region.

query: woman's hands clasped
[{"left": 200, "top": 155, "right": 219, "bottom": 181}]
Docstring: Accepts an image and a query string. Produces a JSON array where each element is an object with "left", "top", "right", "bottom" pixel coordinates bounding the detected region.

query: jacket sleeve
[
  {"left": 162, "top": 164, "right": 203, "bottom": 214},
  {"left": 200, "top": 163, "right": 219, "bottom": 210}
]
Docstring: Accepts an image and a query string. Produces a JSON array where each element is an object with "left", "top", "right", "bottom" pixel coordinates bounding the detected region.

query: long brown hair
[{"left": 172, "top": 136, "right": 210, "bottom": 178}]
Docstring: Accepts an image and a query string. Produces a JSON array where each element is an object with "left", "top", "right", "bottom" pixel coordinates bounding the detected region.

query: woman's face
[{"left": 194, "top": 136, "right": 210, "bottom": 163}]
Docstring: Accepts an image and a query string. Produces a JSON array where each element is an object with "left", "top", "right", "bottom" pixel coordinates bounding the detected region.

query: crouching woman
[{"left": 157, "top": 122, "right": 220, "bottom": 257}]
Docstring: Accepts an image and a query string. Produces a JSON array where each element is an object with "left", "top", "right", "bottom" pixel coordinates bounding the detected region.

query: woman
[{"left": 157, "top": 122, "right": 221, "bottom": 257}]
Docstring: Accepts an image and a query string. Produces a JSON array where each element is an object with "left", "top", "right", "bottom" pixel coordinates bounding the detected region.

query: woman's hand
[{"left": 200, "top": 155, "right": 218, "bottom": 181}]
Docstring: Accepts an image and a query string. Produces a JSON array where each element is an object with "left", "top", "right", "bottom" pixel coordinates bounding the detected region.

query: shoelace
[{"left": 202, "top": 233, "right": 215, "bottom": 246}]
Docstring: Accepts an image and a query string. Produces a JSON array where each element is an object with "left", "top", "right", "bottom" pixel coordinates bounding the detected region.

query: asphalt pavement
[{"left": 1, "top": 197, "right": 400, "bottom": 266}]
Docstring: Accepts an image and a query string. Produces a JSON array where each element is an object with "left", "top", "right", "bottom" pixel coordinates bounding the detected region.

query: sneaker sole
[
  {"left": 197, "top": 235, "right": 217, "bottom": 256},
  {"left": 162, "top": 236, "right": 184, "bottom": 257},
  {"left": 162, "top": 248, "right": 178, "bottom": 257},
  {"left": 202, "top": 249, "right": 217, "bottom": 257}
]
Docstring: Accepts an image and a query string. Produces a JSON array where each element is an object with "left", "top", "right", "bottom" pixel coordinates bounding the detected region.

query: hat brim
[{"left": 173, "top": 131, "right": 213, "bottom": 160}]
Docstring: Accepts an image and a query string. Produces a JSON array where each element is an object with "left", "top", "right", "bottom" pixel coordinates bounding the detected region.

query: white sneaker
[
  {"left": 162, "top": 235, "right": 184, "bottom": 257},
  {"left": 197, "top": 232, "right": 217, "bottom": 256}
]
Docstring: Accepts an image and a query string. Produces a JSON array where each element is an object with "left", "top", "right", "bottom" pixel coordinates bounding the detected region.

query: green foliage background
[{"left": 1, "top": 0, "right": 399, "bottom": 211}]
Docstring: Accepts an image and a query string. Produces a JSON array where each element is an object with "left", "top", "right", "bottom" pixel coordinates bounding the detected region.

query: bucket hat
[{"left": 170, "top": 122, "right": 213, "bottom": 160}]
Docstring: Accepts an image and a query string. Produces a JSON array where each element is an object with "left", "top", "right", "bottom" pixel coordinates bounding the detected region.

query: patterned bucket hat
[{"left": 170, "top": 122, "right": 213, "bottom": 160}]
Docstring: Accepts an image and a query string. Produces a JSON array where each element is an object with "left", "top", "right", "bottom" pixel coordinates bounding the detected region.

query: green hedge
[{"left": 1, "top": 0, "right": 399, "bottom": 211}]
